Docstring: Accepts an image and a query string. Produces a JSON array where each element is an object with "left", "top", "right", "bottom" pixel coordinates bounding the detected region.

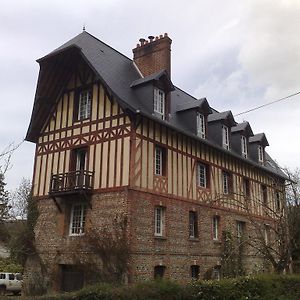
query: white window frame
[
  {"left": 78, "top": 90, "right": 92, "bottom": 120},
  {"left": 69, "top": 203, "right": 87, "bottom": 236},
  {"left": 258, "top": 145, "right": 264, "bottom": 163},
  {"left": 154, "top": 206, "right": 165, "bottom": 236},
  {"left": 189, "top": 211, "right": 198, "bottom": 238},
  {"left": 241, "top": 136, "right": 248, "bottom": 158},
  {"left": 237, "top": 221, "right": 245, "bottom": 238},
  {"left": 154, "top": 146, "right": 163, "bottom": 176},
  {"left": 212, "top": 216, "right": 219, "bottom": 240},
  {"left": 196, "top": 112, "right": 205, "bottom": 138},
  {"left": 264, "top": 225, "right": 270, "bottom": 245},
  {"left": 222, "top": 125, "right": 229, "bottom": 149},
  {"left": 154, "top": 88, "right": 165, "bottom": 120},
  {"left": 223, "top": 171, "right": 229, "bottom": 194},
  {"left": 197, "top": 162, "right": 207, "bottom": 188}
]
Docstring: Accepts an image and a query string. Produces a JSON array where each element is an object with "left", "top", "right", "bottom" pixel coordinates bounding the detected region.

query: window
[
  {"left": 69, "top": 204, "right": 87, "bottom": 236},
  {"left": 264, "top": 225, "right": 271, "bottom": 245},
  {"left": 261, "top": 185, "right": 268, "bottom": 206},
  {"left": 69, "top": 148, "right": 88, "bottom": 189},
  {"left": 222, "top": 125, "right": 229, "bottom": 149},
  {"left": 191, "top": 265, "right": 200, "bottom": 280},
  {"left": 8, "top": 274, "right": 15, "bottom": 280},
  {"left": 197, "top": 162, "right": 208, "bottom": 188},
  {"left": 76, "top": 148, "right": 87, "bottom": 171},
  {"left": 0, "top": 274, "right": 5, "bottom": 279},
  {"left": 258, "top": 145, "right": 264, "bottom": 163},
  {"left": 196, "top": 113, "right": 205, "bottom": 138},
  {"left": 222, "top": 171, "right": 232, "bottom": 194},
  {"left": 212, "top": 216, "right": 220, "bottom": 240},
  {"left": 212, "top": 268, "right": 221, "bottom": 280},
  {"left": 78, "top": 90, "right": 92, "bottom": 120},
  {"left": 154, "top": 88, "right": 165, "bottom": 120},
  {"left": 241, "top": 136, "right": 248, "bottom": 158},
  {"left": 154, "top": 265, "right": 166, "bottom": 279},
  {"left": 275, "top": 191, "right": 281, "bottom": 211},
  {"left": 154, "top": 206, "right": 165, "bottom": 236},
  {"left": 243, "top": 178, "right": 250, "bottom": 198},
  {"left": 154, "top": 146, "right": 166, "bottom": 176},
  {"left": 237, "top": 221, "right": 245, "bottom": 239},
  {"left": 189, "top": 211, "right": 198, "bottom": 238}
]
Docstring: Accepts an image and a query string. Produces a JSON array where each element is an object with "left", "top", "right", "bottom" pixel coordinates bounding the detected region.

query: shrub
[{"left": 19, "top": 274, "right": 300, "bottom": 300}]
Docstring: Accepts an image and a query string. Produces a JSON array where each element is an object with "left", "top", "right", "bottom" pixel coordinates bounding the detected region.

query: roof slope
[{"left": 26, "top": 31, "right": 287, "bottom": 180}]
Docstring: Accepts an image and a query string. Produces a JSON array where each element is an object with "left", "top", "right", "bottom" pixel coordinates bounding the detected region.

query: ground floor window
[
  {"left": 190, "top": 265, "right": 200, "bottom": 280},
  {"left": 69, "top": 203, "right": 87, "bottom": 236},
  {"left": 154, "top": 265, "right": 166, "bottom": 279}
]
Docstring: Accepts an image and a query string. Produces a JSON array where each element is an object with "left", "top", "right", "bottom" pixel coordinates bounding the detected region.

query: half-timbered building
[{"left": 25, "top": 31, "right": 287, "bottom": 292}]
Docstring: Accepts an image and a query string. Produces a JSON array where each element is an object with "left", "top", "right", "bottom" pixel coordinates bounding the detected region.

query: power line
[{"left": 234, "top": 90, "right": 300, "bottom": 117}]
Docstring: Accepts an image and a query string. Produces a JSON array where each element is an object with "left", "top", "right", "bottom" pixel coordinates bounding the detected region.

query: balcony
[{"left": 49, "top": 170, "right": 94, "bottom": 196}]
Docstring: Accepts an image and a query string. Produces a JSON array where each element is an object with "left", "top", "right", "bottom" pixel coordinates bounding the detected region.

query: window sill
[
  {"left": 188, "top": 237, "right": 199, "bottom": 242},
  {"left": 154, "top": 235, "right": 167, "bottom": 240},
  {"left": 213, "top": 239, "right": 222, "bottom": 244}
]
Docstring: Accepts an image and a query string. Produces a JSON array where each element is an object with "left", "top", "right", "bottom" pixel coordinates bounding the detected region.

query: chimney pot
[
  {"left": 159, "top": 34, "right": 163, "bottom": 38},
  {"left": 164, "top": 33, "right": 168, "bottom": 37},
  {"left": 148, "top": 35, "right": 155, "bottom": 42}
]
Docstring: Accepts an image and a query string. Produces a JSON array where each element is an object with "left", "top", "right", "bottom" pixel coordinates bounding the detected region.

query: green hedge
[{"left": 36, "top": 275, "right": 300, "bottom": 300}]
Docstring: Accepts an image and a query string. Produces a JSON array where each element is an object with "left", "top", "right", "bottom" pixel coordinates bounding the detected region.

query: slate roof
[
  {"left": 249, "top": 133, "right": 269, "bottom": 146},
  {"left": 26, "top": 31, "right": 287, "bottom": 180},
  {"left": 231, "top": 121, "right": 254, "bottom": 136},
  {"left": 130, "top": 69, "right": 174, "bottom": 90},
  {"left": 176, "top": 97, "right": 211, "bottom": 114}
]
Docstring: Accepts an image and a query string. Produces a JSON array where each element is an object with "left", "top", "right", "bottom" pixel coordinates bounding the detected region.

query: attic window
[
  {"left": 196, "top": 113, "right": 205, "bottom": 138},
  {"left": 78, "top": 90, "right": 92, "bottom": 120},
  {"left": 154, "top": 88, "right": 165, "bottom": 120},
  {"left": 258, "top": 145, "right": 264, "bottom": 163},
  {"left": 241, "top": 136, "right": 248, "bottom": 158},
  {"left": 222, "top": 125, "right": 229, "bottom": 150}
]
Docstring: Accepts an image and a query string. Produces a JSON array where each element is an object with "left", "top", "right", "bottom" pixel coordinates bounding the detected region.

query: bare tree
[
  {"left": 9, "top": 178, "right": 32, "bottom": 220},
  {"left": 284, "top": 168, "right": 300, "bottom": 271},
  {"left": 208, "top": 172, "right": 291, "bottom": 274}
]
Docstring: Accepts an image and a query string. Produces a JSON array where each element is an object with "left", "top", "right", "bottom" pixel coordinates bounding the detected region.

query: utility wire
[{"left": 234, "top": 90, "right": 300, "bottom": 117}]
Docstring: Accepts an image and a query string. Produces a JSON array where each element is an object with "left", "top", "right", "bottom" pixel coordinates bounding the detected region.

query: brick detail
[{"left": 133, "top": 34, "right": 172, "bottom": 77}]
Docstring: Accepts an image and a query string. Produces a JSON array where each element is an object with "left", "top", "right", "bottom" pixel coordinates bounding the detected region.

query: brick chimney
[{"left": 133, "top": 33, "right": 172, "bottom": 77}]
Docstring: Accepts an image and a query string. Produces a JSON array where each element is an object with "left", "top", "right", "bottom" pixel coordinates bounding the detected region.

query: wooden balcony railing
[{"left": 49, "top": 170, "right": 94, "bottom": 195}]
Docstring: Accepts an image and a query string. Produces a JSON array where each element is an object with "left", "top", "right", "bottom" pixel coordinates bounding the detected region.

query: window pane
[
  {"left": 197, "top": 113, "right": 205, "bottom": 138},
  {"left": 78, "top": 90, "right": 92, "bottom": 120},
  {"left": 189, "top": 211, "right": 197, "bottom": 238},
  {"left": 213, "top": 217, "right": 219, "bottom": 240},
  {"left": 155, "top": 147, "right": 164, "bottom": 175},
  {"left": 223, "top": 172, "right": 229, "bottom": 194},
  {"left": 197, "top": 163, "right": 207, "bottom": 188},
  {"left": 154, "top": 88, "right": 165, "bottom": 119},
  {"left": 155, "top": 206, "right": 164, "bottom": 236},
  {"left": 70, "top": 204, "right": 87, "bottom": 235}
]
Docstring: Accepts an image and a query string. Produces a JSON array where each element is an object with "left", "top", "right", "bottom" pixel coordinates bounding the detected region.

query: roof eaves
[{"left": 136, "top": 110, "right": 287, "bottom": 180}]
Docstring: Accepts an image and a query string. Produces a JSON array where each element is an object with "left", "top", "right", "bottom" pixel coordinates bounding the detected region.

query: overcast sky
[{"left": 1, "top": 0, "right": 300, "bottom": 191}]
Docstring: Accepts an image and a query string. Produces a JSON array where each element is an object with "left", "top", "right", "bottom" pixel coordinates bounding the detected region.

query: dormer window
[
  {"left": 196, "top": 113, "right": 205, "bottom": 138},
  {"left": 241, "top": 136, "right": 248, "bottom": 158},
  {"left": 258, "top": 145, "right": 264, "bottom": 163},
  {"left": 78, "top": 90, "right": 92, "bottom": 120},
  {"left": 222, "top": 125, "right": 229, "bottom": 149},
  {"left": 154, "top": 88, "right": 165, "bottom": 120}
]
